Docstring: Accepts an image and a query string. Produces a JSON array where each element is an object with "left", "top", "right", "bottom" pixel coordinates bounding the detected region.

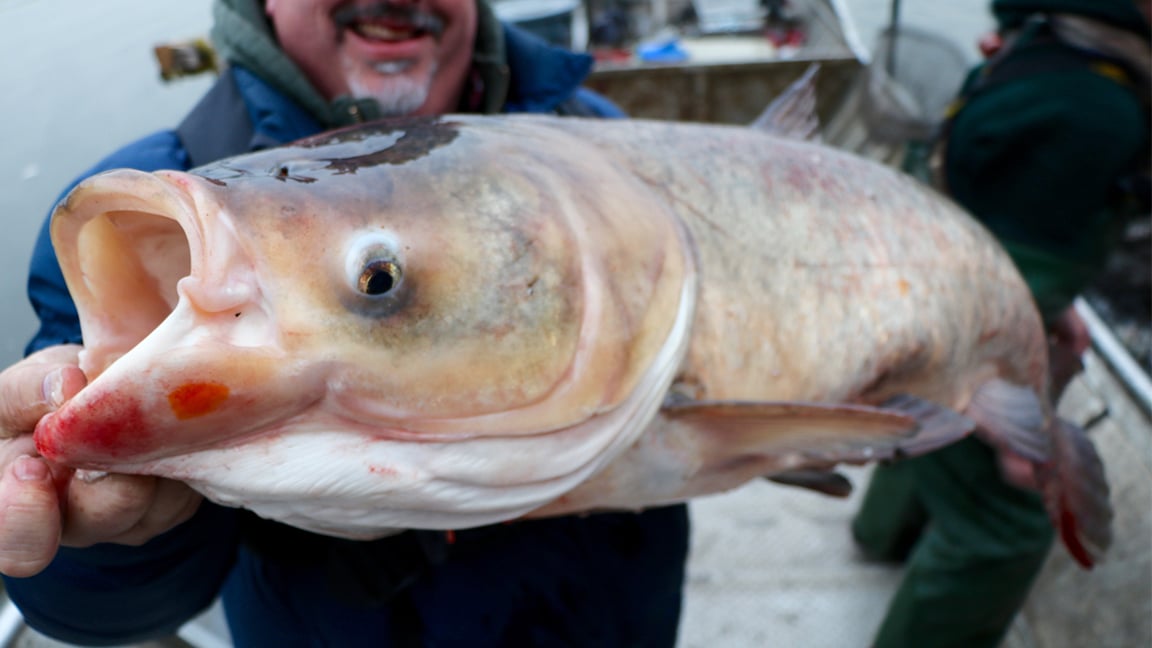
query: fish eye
[
  {"left": 345, "top": 233, "right": 405, "bottom": 302},
  {"left": 358, "top": 259, "right": 401, "bottom": 295}
]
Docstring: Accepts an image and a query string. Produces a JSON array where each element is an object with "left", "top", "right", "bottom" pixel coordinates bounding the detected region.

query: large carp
[{"left": 34, "top": 114, "right": 1110, "bottom": 566}]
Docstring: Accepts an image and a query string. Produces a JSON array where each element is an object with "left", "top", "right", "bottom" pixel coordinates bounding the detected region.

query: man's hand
[
  {"left": 0, "top": 345, "right": 201, "bottom": 577},
  {"left": 1048, "top": 305, "right": 1091, "bottom": 400}
]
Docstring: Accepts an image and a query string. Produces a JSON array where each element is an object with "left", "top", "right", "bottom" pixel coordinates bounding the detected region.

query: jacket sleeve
[
  {"left": 565, "top": 86, "right": 627, "bottom": 118},
  {"left": 7, "top": 129, "right": 242, "bottom": 644},
  {"left": 6, "top": 504, "right": 239, "bottom": 646}
]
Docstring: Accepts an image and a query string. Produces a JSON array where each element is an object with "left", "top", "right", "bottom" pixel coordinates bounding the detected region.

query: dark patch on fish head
[
  {"left": 196, "top": 161, "right": 321, "bottom": 185},
  {"left": 196, "top": 164, "right": 254, "bottom": 186},
  {"left": 272, "top": 164, "right": 319, "bottom": 183},
  {"left": 309, "top": 117, "right": 460, "bottom": 174},
  {"left": 192, "top": 117, "right": 460, "bottom": 184}
]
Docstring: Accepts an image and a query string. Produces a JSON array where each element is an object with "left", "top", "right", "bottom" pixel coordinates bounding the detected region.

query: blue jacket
[{"left": 10, "top": 28, "right": 688, "bottom": 648}]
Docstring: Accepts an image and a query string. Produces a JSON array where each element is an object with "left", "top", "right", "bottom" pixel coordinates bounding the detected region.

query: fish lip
[{"left": 35, "top": 337, "right": 318, "bottom": 469}]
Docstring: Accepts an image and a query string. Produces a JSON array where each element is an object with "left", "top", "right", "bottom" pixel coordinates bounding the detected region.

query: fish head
[{"left": 35, "top": 116, "right": 693, "bottom": 535}]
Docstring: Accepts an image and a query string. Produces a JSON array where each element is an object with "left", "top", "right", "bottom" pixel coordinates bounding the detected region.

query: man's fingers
[
  {"left": 999, "top": 452, "right": 1039, "bottom": 492},
  {"left": 1051, "top": 306, "right": 1090, "bottom": 356},
  {"left": 61, "top": 475, "right": 202, "bottom": 548},
  {"left": 0, "top": 454, "right": 63, "bottom": 577},
  {"left": 60, "top": 474, "right": 158, "bottom": 547},
  {"left": 117, "top": 478, "right": 202, "bottom": 546},
  {"left": 0, "top": 345, "right": 86, "bottom": 438}
]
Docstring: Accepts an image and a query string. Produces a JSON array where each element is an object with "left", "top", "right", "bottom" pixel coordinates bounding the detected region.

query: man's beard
[{"left": 346, "top": 61, "right": 438, "bottom": 117}]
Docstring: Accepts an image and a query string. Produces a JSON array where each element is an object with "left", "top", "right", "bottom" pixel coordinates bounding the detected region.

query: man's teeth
[{"left": 355, "top": 22, "right": 414, "bottom": 41}]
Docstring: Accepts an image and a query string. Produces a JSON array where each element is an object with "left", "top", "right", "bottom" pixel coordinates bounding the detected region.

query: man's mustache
[{"left": 332, "top": 2, "right": 447, "bottom": 38}]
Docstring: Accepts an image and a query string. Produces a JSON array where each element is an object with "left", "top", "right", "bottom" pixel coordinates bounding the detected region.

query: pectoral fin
[
  {"left": 764, "top": 395, "right": 980, "bottom": 497},
  {"left": 530, "top": 396, "right": 974, "bottom": 517},
  {"left": 663, "top": 395, "right": 975, "bottom": 472}
]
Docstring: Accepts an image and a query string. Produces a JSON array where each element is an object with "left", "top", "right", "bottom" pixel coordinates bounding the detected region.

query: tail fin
[
  {"left": 1042, "top": 418, "right": 1113, "bottom": 568},
  {"left": 965, "top": 378, "right": 1113, "bottom": 568}
]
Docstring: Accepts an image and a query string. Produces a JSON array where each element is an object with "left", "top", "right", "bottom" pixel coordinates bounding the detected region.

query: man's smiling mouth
[{"left": 332, "top": 3, "right": 446, "bottom": 42}]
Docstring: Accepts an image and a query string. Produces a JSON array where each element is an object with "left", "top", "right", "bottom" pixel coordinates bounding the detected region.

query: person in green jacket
[{"left": 853, "top": 1, "right": 1150, "bottom": 646}]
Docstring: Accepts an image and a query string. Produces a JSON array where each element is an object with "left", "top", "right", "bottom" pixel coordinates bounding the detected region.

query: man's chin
[{"left": 349, "top": 71, "right": 435, "bottom": 117}]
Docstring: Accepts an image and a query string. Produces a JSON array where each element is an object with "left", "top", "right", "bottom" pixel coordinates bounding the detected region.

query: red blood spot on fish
[
  {"left": 168, "top": 382, "right": 230, "bottom": 420},
  {"left": 34, "top": 391, "right": 151, "bottom": 461}
]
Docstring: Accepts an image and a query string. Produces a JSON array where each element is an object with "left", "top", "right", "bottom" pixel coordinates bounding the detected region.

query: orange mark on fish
[
  {"left": 897, "top": 278, "right": 911, "bottom": 296},
  {"left": 168, "top": 382, "right": 230, "bottom": 419}
]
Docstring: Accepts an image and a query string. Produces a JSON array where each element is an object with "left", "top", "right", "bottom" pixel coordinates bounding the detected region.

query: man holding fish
[
  {"left": 0, "top": 1, "right": 691, "bottom": 645},
  {"left": 0, "top": 0, "right": 1122, "bottom": 646}
]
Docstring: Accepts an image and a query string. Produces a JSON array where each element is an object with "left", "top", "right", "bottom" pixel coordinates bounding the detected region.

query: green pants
[{"left": 852, "top": 437, "right": 1055, "bottom": 648}]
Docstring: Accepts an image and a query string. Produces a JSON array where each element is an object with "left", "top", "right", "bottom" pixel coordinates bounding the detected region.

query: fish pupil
[
  {"left": 359, "top": 260, "right": 399, "bottom": 295},
  {"left": 365, "top": 272, "right": 393, "bottom": 295}
]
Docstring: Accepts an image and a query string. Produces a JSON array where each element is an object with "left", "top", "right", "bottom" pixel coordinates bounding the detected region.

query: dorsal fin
[{"left": 750, "top": 63, "right": 822, "bottom": 141}]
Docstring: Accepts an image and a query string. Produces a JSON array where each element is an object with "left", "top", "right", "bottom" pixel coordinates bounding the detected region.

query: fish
[{"left": 33, "top": 114, "right": 1111, "bottom": 567}]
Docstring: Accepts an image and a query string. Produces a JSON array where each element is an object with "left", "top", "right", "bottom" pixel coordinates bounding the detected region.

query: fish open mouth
[
  {"left": 52, "top": 168, "right": 276, "bottom": 383},
  {"left": 332, "top": 3, "right": 445, "bottom": 42},
  {"left": 41, "top": 168, "right": 316, "bottom": 467},
  {"left": 52, "top": 170, "right": 202, "bottom": 379}
]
